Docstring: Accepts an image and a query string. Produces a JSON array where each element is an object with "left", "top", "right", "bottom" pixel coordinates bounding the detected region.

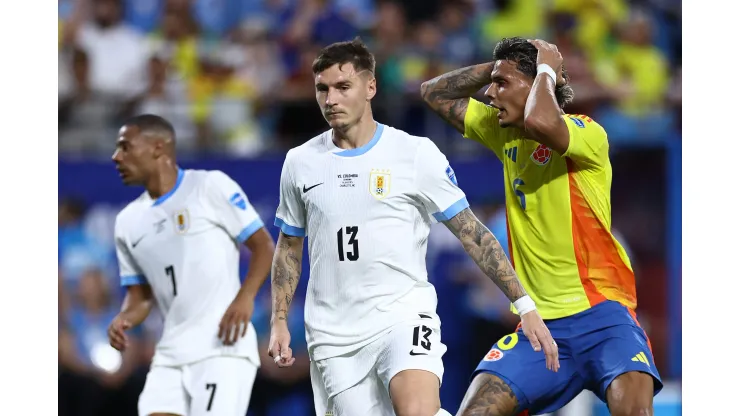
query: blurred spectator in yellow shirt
[
  {"left": 189, "top": 45, "right": 265, "bottom": 156},
  {"left": 476, "top": 0, "right": 547, "bottom": 53},
  {"left": 594, "top": 9, "right": 674, "bottom": 143},
  {"left": 553, "top": 0, "right": 629, "bottom": 63},
  {"left": 146, "top": 5, "right": 200, "bottom": 82}
]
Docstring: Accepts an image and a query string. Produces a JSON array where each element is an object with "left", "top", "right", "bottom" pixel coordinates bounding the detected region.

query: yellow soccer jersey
[{"left": 463, "top": 99, "right": 636, "bottom": 319}]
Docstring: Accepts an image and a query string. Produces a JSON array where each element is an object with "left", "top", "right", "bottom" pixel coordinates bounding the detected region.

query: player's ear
[
  {"left": 366, "top": 76, "right": 377, "bottom": 101},
  {"left": 151, "top": 139, "right": 165, "bottom": 158}
]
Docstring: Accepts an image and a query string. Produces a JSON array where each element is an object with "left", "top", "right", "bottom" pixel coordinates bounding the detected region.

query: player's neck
[
  {"left": 332, "top": 116, "right": 377, "bottom": 150},
  {"left": 146, "top": 163, "right": 180, "bottom": 200}
]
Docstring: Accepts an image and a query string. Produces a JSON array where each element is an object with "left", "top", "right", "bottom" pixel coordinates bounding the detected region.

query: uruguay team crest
[
  {"left": 173, "top": 209, "right": 190, "bottom": 234},
  {"left": 530, "top": 144, "right": 552, "bottom": 166},
  {"left": 369, "top": 169, "right": 391, "bottom": 199}
]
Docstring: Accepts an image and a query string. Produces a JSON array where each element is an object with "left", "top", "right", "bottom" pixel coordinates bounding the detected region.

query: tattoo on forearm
[
  {"left": 271, "top": 234, "right": 303, "bottom": 322},
  {"left": 444, "top": 208, "right": 527, "bottom": 303},
  {"left": 420, "top": 63, "right": 495, "bottom": 133}
]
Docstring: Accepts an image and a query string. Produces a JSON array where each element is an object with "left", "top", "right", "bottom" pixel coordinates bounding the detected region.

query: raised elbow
[
  {"left": 420, "top": 81, "right": 431, "bottom": 101},
  {"left": 419, "top": 80, "right": 432, "bottom": 103}
]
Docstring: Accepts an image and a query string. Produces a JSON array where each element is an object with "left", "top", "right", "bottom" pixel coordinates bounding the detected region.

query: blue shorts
[{"left": 473, "top": 301, "right": 663, "bottom": 415}]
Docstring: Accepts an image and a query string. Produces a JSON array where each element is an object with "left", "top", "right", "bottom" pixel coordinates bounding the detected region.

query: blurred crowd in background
[
  {"left": 58, "top": 0, "right": 682, "bottom": 415},
  {"left": 58, "top": 0, "right": 681, "bottom": 158}
]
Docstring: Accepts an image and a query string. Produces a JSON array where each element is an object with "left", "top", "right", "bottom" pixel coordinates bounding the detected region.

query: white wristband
[
  {"left": 536, "top": 64, "right": 557, "bottom": 83},
  {"left": 513, "top": 295, "right": 537, "bottom": 315}
]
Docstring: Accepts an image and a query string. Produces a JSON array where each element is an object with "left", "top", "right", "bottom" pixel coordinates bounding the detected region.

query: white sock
[{"left": 434, "top": 409, "right": 453, "bottom": 416}]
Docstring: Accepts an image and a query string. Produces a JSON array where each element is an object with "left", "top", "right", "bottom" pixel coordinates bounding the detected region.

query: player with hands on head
[{"left": 421, "top": 37, "right": 662, "bottom": 416}]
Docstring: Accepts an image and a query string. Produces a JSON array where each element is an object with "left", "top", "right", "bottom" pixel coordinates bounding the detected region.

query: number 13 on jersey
[{"left": 337, "top": 226, "right": 359, "bottom": 261}]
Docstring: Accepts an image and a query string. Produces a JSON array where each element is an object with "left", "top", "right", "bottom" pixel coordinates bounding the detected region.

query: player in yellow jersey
[{"left": 421, "top": 37, "right": 662, "bottom": 416}]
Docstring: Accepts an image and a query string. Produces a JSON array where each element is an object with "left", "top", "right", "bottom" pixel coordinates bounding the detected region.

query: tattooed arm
[
  {"left": 444, "top": 207, "right": 561, "bottom": 371},
  {"left": 420, "top": 63, "right": 495, "bottom": 134},
  {"left": 442, "top": 207, "right": 527, "bottom": 302},
  {"left": 268, "top": 231, "right": 304, "bottom": 367},
  {"left": 270, "top": 231, "right": 304, "bottom": 324}
]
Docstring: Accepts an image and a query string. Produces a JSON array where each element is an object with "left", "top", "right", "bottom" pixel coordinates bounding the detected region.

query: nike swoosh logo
[
  {"left": 132, "top": 235, "right": 146, "bottom": 248},
  {"left": 409, "top": 350, "right": 428, "bottom": 356},
  {"left": 303, "top": 183, "right": 324, "bottom": 193}
]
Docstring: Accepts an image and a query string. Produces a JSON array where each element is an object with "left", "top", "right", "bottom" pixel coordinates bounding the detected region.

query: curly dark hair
[
  {"left": 312, "top": 37, "right": 376, "bottom": 76},
  {"left": 493, "top": 37, "right": 574, "bottom": 109}
]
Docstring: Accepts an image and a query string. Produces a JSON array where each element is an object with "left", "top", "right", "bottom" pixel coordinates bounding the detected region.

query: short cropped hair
[
  {"left": 493, "top": 37, "right": 575, "bottom": 109},
  {"left": 312, "top": 37, "right": 376, "bottom": 76},
  {"left": 124, "top": 114, "right": 176, "bottom": 139}
]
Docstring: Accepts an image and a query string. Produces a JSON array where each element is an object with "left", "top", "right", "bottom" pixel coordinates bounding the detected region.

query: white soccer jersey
[
  {"left": 115, "top": 169, "right": 264, "bottom": 367},
  {"left": 275, "top": 123, "right": 469, "bottom": 361}
]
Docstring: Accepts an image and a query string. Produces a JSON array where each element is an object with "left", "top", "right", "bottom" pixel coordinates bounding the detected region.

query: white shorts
[
  {"left": 138, "top": 356, "right": 258, "bottom": 416},
  {"left": 311, "top": 315, "right": 446, "bottom": 416}
]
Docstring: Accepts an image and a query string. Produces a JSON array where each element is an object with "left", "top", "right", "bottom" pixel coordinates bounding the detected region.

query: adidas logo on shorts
[{"left": 631, "top": 351, "right": 650, "bottom": 367}]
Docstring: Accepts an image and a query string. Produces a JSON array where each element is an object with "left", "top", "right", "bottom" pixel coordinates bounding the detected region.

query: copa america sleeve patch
[
  {"left": 230, "top": 192, "right": 247, "bottom": 210},
  {"left": 446, "top": 165, "right": 458, "bottom": 186}
]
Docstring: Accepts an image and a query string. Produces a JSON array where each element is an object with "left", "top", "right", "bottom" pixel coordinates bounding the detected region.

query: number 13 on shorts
[{"left": 411, "top": 325, "right": 433, "bottom": 352}]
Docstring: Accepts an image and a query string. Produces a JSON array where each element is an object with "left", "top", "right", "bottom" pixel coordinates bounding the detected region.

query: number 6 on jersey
[
  {"left": 337, "top": 226, "right": 359, "bottom": 261},
  {"left": 513, "top": 178, "right": 526, "bottom": 210}
]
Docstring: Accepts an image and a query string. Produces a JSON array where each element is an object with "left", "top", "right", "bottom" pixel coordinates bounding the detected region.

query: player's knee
[
  {"left": 390, "top": 369, "right": 441, "bottom": 416},
  {"left": 607, "top": 372, "right": 654, "bottom": 416},
  {"left": 391, "top": 391, "right": 440, "bottom": 416},
  {"left": 607, "top": 392, "right": 652, "bottom": 416},
  {"left": 608, "top": 403, "right": 652, "bottom": 416},
  {"left": 393, "top": 398, "right": 440, "bottom": 416}
]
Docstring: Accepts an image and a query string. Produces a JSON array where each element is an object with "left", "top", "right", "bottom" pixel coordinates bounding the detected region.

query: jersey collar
[
  {"left": 152, "top": 168, "right": 185, "bottom": 207},
  {"left": 330, "top": 123, "right": 385, "bottom": 157}
]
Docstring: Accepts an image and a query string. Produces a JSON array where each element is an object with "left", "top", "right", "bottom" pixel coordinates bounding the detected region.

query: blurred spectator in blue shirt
[
  {"left": 59, "top": 268, "right": 146, "bottom": 416},
  {"left": 124, "top": 0, "right": 165, "bottom": 33},
  {"left": 192, "top": 0, "right": 243, "bottom": 37},
  {"left": 59, "top": 198, "right": 114, "bottom": 293}
]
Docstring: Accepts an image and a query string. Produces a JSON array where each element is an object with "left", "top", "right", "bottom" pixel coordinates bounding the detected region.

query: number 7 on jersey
[{"left": 165, "top": 265, "right": 177, "bottom": 296}]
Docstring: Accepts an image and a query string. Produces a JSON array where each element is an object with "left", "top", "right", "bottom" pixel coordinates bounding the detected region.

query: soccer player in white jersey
[
  {"left": 107, "top": 115, "right": 275, "bottom": 416},
  {"left": 268, "top": 38, "right": 559, "bottom": 416}
]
